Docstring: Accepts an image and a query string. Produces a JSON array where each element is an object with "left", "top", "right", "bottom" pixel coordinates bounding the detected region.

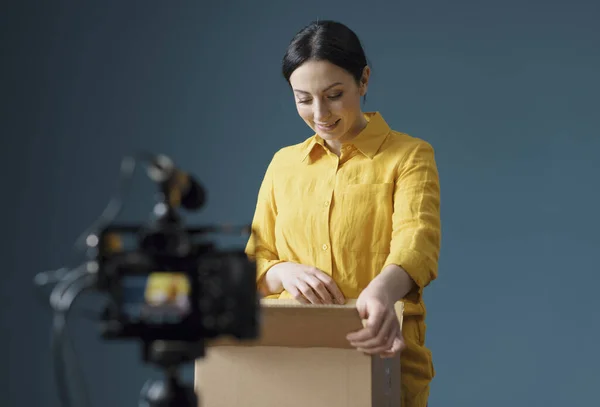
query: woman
[{"left": 245, "top": 20, "right": 441, "bottom": 407}]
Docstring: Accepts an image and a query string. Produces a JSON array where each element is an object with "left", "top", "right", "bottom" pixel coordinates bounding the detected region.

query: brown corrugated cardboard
[{"left": 195, "top": 299, "right": 403, "bottom": 407}]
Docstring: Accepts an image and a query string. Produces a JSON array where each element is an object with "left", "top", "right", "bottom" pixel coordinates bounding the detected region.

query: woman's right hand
[{"left": 265, "top": 262, "right": 346, "bottom": 305}]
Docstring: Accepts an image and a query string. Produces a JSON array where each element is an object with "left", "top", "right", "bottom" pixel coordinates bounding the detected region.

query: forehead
[{"left": 289, "top": 60, "right": 354, "bottom": 92}]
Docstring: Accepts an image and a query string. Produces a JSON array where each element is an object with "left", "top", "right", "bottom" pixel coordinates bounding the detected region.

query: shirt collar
[{"left": 301, "top": 112, "right": 391, "bottom": 162}]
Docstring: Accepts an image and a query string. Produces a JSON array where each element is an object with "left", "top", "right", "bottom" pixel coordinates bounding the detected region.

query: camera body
[
  {"left": 37, "top": 154, "right": 261, "bottom": 407},
  {"left": 95, "top": 211, "right": 259, "bottom": 344}
]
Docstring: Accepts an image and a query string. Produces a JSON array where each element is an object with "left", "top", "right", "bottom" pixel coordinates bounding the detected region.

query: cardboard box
[{"left": 194, "top": 299, "right": 404, "bottom": 407}]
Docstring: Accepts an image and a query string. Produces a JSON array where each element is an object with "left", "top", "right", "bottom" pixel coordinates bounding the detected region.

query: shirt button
[
  {"left": 322, "top": 244, "right": 328, "bottom": 251},
  {"left": 324, "top": 201, "right": 330, "bottom": 207}
]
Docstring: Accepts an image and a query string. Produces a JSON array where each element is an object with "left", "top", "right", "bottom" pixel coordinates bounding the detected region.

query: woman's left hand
[{"left": 346, "top": 285, "right": 405, "bottom": 357}]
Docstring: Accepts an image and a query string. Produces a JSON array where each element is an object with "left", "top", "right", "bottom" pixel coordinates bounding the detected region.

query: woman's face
[{"left": 289, "top": 59, "right": 369, "bottom": 145}]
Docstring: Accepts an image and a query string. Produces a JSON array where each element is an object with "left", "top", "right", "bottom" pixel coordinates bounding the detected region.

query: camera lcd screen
[{"left": 121, "top": 272, "right": 191, "bottom": 325}]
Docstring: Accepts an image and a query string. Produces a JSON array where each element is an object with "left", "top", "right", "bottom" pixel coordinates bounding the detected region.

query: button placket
[{"left": 319, "top": 159, "right": 337, "bottom": 276}]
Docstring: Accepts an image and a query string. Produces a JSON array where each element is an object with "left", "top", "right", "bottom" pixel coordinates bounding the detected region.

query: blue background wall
[{"left": 2, "top": 1, "right": 599, "bottom": 406}]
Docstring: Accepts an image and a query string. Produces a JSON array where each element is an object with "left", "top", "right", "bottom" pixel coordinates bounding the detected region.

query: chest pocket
[{"left": 340, "top": 183, "right": 394, "bottom": 254}]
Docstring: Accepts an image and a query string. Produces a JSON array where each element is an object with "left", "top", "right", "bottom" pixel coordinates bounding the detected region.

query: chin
[
  {"left": 316, "top": 131, "right": 336, "bottom": 140},
  {"left": 314, "top": 126, "right": 344, "bottom": 140}
]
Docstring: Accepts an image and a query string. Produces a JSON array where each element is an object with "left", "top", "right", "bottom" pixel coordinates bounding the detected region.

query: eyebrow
[{"left": 293, "top": 82, "right": 343, "bottom": 95}]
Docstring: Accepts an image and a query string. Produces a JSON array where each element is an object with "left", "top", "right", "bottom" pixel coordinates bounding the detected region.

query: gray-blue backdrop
[{"left": 2, "top": 1, "right": 599, "bottom": 406}]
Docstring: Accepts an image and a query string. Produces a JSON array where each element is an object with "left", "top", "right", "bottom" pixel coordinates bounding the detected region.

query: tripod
[{"left": 138, "top": 340, "right": 205, "bottom": 407}]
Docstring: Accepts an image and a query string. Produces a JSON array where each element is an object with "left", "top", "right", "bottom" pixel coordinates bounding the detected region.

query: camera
[
  {"left": 95, "top": 221, "right": 259, "bottom": 344},
  {"left": 37, "top": 153, "right": 260, "bottom": 407}
]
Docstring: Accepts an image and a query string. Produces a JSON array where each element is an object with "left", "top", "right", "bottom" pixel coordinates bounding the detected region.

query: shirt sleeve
[
  {"left": 384, "top": 141, "right": 441, "bottom": 296},
  {"left": 245, "top": 155, "right": 285, "bottom": 285}
]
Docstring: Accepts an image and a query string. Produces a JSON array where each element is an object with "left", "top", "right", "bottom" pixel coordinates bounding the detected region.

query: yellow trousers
[{"left": 404, "top": 385, "right": 429, "bottom": 407}]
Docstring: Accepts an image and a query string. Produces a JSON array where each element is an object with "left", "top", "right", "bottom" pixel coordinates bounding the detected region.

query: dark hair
[{"left": 282, "top": 20, "right": 368, "bottom": 86}]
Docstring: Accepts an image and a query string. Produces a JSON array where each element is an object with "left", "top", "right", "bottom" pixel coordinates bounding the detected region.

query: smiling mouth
[{"left": 315, "top": 119, "right": 340, "bottom": 131}]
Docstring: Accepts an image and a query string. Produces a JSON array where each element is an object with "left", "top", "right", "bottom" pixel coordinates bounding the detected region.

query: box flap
[{"left": 207, "top": 299, "right": 404, "bottom": 350}]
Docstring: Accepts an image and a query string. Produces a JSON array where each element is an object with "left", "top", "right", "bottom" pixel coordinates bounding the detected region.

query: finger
[
  {"left": 297, "top": 282, "right": 321, "bottom": 304},
  {"left": 288, "top": 287, "right": 309, "bottom": 304},
  {"left": 304, "top": 275, "right": 334, "bottom": 304},
  {"left": 377, "top": 337, "right": 404, "bottom": 358},
  {"left": 346, "top": 304, "right": 386, "bottom": 342},
  {"left": 358, "top": 326, "right": 401, "bottom": 357},
  {"left": 379, "top": 329, "right": 405, "bottom": 358},
  {"left": 313, "top": 273, "right": 345, "bottom": 304},
  {"left": 380, "top": 346, "right": 398, "bottom": 358},
  {"left": 368, "top": 323, "right": 399, "bottom": 355},
  {"left": 350, "top": 310, "right": 396, "bottom": 349},
  {"left": 391, "top": 336, "right": 405, "bottom": 353},
  {"left": 386, "top": 324, "right": 399, "bottom": 350},
  {"left": 286, "top": 285, "right": 309, "bottom": 304}
]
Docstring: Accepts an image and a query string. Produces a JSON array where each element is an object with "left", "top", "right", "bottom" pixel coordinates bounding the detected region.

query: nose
[{"left": 313, "top": 99, "right": 330, "bottom": 122}]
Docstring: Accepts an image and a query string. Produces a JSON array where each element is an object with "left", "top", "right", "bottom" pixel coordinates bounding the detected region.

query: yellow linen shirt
[{"left": 245, "top": 111, "right": 441, "bottom": 404}]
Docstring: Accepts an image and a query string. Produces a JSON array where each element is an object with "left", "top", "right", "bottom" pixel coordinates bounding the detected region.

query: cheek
[
  {"left": 337, "top": 98, "right": 360, "bottom": 116},
  {"left": 322, "top": 97, "right": 353, "bottom": 119},
  {"left": 296, "top": 105, "right": 313, "bottom": 122}
]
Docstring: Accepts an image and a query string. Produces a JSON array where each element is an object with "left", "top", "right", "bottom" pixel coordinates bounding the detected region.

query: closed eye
[{"left": 297, "top": 92, "right": 342, "bottom": 104}]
